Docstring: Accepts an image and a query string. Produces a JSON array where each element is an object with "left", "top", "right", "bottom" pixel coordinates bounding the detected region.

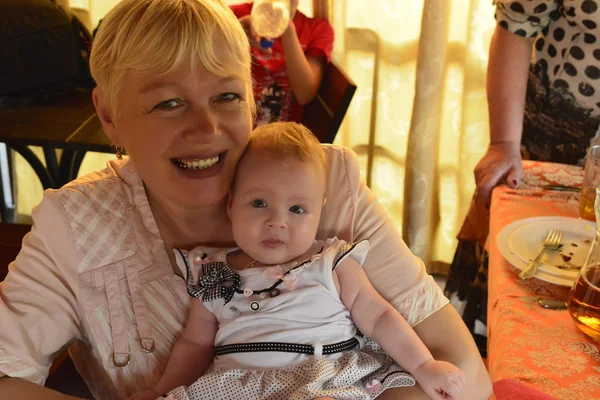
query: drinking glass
[
  {"left": 579, "top": 145, "right": 600, "bottom": 221},
  {"left": 569, "top": 188, "right": 600, "bottom": 341}
]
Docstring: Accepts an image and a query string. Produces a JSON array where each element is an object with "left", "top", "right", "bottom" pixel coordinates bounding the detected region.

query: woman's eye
[
  {"left": 290, "top": 205, "right": 305, "bottom": 214},
  {"left": 217, "top": 92, "right": 242, "bottom": 102},
  {"left": 251, "top": 199, "right": 267, "bottom": 208},
  {"left": 153, "top": 99, "right": 181, "bottom": 111}
]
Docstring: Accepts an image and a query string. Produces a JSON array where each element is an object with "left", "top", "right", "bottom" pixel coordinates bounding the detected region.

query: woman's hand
[
  {"left": 474, "top": 141, "right": 522, "bottom": 205},
  {"left": 238, "top": 15, "right": 272, "bottom": 54},
  {"left": 412, "top": 359, "right": 466, "bottom": 400},
  {"left": 128, "top": 388, "right": 161, "bottom": 400}
]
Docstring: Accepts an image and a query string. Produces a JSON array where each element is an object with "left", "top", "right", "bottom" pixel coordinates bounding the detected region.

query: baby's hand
[
  {"left": 413, "top": 359, "right": 466, "bottom": 400},
  {"left": 127, "top": 388, "right": 161, "bottom": 400}
]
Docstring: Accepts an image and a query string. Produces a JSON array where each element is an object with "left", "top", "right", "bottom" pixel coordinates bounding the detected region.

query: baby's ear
[{"left": 227, "top": 190, "right": 234, "bottom": 219}]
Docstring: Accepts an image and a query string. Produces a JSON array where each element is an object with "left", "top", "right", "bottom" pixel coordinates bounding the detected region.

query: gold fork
[{"left": 519, "top": 229, "right": 564, "bottom": 280}]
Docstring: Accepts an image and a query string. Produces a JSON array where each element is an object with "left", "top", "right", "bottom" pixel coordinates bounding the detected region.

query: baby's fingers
[
  {"left": 456, "top": 369, "right": 466, "bottom": 386},
  {"left": 440, "top": 376, "right": 465, "bottom": 400}
]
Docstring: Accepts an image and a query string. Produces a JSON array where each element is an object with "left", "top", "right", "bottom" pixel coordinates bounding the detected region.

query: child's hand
[
  {"left": 238, "top": 15, "right": 272, "bottom": 54},
  {"left": 413, "top": 359, "right": 466, "bottom": 400},
  {"left": 127, "top": 388, "right": 161, "bottom": 400}
]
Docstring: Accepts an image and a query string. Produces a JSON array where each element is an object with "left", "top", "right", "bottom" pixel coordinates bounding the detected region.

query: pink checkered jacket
[{"left": 0, "top": 145, "right": 448, "bottom": 399}]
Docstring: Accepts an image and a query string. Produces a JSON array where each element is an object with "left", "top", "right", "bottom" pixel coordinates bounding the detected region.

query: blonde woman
[{"left": 0, "top": 1, "right": 491, "bottom": 399}]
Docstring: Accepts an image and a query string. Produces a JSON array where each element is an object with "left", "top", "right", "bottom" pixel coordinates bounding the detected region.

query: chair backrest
[
  {"left": 0, "top": 223, "right": 31, "bottom": 281},
  {"left": 302, "top": 61, "right": 356, "bottom": 144}
]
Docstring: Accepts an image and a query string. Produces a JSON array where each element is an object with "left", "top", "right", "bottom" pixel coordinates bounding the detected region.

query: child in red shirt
[{"left": 230, "top": 1, "right": 334, "bottom": 125}]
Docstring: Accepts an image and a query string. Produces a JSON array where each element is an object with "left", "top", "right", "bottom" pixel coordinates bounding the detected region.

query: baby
[{"left": 131, "top": 122, "right": 465, "bottom": 400}]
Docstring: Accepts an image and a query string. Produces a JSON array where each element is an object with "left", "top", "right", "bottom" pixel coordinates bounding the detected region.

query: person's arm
[
  {"left": 487, "top": 25, "right": 532, "bottom": 146},
  {"left": 152, "top": 300, "right": 217, "bottom": 395},
  {"left": 475, "top": 0, "right": 559, "bottom": 204},
  {"left": 474, "top": 25, "right": 532, "bottom": 204},
  {"left": 280, "top": 22, "right": 327, "bottom": 105},
  {"left": 335, "top": 258, "right": 465, "bottom": 400},
  {"left": 375, "top": 304, "right": 491, "bottom": 400},
  {"left": 0, "top": 377, "right": 84, "bottom": 399},
  {"left": 0, "top": 191, "right": 83, "bottom": 397}
]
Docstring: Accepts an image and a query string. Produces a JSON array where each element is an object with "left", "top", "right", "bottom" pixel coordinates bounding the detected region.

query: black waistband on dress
[{"left": 214, "top": 337, "right": 359, "bottom": 356}]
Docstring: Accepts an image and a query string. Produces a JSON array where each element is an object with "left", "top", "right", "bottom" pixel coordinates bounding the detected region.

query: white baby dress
[{"left": 164, "top": 238, "right": 415, "bottom": 400}]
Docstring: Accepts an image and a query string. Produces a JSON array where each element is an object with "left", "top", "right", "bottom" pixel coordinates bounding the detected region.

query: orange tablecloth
[{"left": 487, "top": 161, "right": 600, "bottom": 399}]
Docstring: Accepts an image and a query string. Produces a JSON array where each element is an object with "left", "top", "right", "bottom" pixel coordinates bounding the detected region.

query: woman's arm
[
  {"left": 377, "top": 305, "right": 491, "bottom": 400},
  {"left": 0, "top": 377, "right": 83, "bottom": 399},
  {"left": 151, "top": 300, "right": 218, "bottom": 395},
  {"left": 0, "top": 192, "right": 83, "bottom": 395},
  {"left": 335, "top": 258, "right": 465, "bottom": 399},
  {"left": 475, "top": 25, "right": 532, "bottom": 204},
  {"left": 412, "top": 305, "right": 491, "bottom": 399}
]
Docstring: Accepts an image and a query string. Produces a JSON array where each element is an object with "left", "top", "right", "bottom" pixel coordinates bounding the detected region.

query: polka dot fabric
[
  {"left": 494, "top": 0, "right": 600, "bottom": 164},
  {"left": 161, "top": 339, "right": 414, "bottom": 400},
  {"left": 495, "top": 0, "right": 600, "bottom": 111}
]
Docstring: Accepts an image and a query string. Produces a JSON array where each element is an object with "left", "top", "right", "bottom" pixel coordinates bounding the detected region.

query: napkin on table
[{"left": 493, "top": 379, "right": 558, "bottom": 400}]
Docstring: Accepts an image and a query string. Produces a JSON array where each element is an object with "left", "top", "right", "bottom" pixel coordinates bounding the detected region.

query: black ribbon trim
[{"left": 178, "top": 249, "right": 241, "bottom": 305}]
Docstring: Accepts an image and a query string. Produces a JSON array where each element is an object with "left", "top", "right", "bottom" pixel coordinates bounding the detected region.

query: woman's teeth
[{"left": 174, "top": 156, "right": 219, "bottom": 170}]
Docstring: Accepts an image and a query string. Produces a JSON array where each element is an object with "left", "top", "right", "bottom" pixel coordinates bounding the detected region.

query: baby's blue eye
[
  {"left": 251, "top": 199, "right": 267, "bottom": 208},
  {"left": 290, "top": 205, "right": 305, "bottom": 214}
]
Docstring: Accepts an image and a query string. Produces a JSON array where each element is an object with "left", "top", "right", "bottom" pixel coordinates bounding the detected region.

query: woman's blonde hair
[
  {"left": 90, "top": 0, "right": 254, "bottom": 117},
  {"left": 247, "top": 122, "right": 327, "bottom": 173}
]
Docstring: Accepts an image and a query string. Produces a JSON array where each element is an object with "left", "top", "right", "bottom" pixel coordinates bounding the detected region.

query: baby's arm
[
  {"left": 335, "top": 258, "right": 465, "bottom": 400},
  {"left": 152, "top": 300, "right": 217, "bottom": 397}
]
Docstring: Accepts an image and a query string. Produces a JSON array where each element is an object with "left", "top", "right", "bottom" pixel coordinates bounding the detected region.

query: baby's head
[{"left": 228, "top": 122, "right": 327, "bottom": 265}]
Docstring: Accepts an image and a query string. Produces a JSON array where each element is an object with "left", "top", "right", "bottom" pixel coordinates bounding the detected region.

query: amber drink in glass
[{"left": 569, "top": 188, "right": 600, "bottom": 341}]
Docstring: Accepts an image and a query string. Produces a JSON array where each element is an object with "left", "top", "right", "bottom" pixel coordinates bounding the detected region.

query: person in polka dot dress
[
  {"left": 476, "top": 0, "right": 600, "bottom": 202},
  {"left": 129, "top": 122, "right": 466, "bottom": 400},
  {"left": 446, "top": 1, "right": 600, "bottom": 344}
]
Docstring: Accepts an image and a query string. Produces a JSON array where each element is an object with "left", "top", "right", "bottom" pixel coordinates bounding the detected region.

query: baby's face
[{"left": 228, "top": 149, "right": 326, "bottom": 265}]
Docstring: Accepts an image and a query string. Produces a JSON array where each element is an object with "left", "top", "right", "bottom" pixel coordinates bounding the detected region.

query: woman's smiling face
[{"left": 96, "top": 55, "right": 253, "bottom": 209}]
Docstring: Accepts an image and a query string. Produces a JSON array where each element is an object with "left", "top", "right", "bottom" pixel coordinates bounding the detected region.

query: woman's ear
[{"left": 93, "top": 88, "right": 121, "bottom": 146}]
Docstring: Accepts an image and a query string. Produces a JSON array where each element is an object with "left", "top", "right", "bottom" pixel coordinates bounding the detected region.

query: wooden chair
[{"left": 302, "top": 61, "right": 357, "bottom": 144}]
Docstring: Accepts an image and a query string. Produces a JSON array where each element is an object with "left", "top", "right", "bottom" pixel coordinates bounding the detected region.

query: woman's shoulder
[
  {"left": 47, "top": 158, "right": 142, "bottom": 214},
  {"left": 322, "top": 144, "right": 361, "bottom": 190},
  {"left": 35, "top": 158, "right": 144, "bottom": 271},
  {"left": 318, "top": 145, "right": 362, "bottom": 240},
  {"left": 56, "top": 158, "right": 136, "bottom": 195},
  {"left": 322, "top": 143, "right": 358, "bottom": 166}
]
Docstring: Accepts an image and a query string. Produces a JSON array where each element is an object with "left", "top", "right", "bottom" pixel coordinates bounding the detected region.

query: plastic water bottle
[{"left": 251, "top": 0, "right": 290, "bottom": 46}]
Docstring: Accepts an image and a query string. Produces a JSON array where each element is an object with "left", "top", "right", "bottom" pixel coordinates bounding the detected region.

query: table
[
  {"left": 0, "top": 89, "right": 112, "bottom": 221},
  {"left": 487, "top": 161, "right": 600, "bottom": 399}
]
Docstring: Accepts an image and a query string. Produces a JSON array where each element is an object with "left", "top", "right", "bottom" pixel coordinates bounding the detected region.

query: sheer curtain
[{"left": 316, "top": 0, "right": 496, "bottom": 274}]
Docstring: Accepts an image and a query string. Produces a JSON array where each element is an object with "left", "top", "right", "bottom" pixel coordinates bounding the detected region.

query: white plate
[{"left": 497, "top": 216, "right": 595, "bottom": 286}]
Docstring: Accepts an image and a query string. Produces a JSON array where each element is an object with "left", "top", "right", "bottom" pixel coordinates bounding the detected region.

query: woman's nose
[{"left": 182, "top": 107, "right": 218, "bottom": 143}]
